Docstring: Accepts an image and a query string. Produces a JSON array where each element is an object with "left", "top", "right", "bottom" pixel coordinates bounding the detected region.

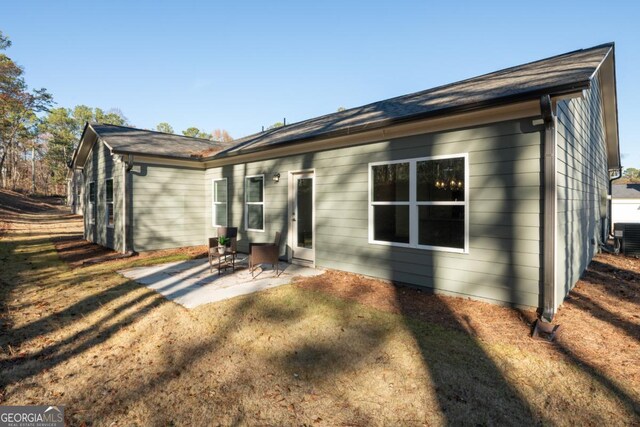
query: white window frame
[
  {"left": 105, "top": 178, "right": 114, "bottom": 229},
  {"left": 88, "top": 181, "right": 96, "bottom": 225},
  {"left": 212, "top": 178, "right": 228, "bottom": 227},
  {"left": 244, "top": 174, "right": 265, "bottom": 232},
  {"left": 368, "top": 153, "right": 469, "bottom": 254}
]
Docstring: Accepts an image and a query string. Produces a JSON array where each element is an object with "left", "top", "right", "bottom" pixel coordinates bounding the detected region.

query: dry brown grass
[{"left": 0, "top": 192, "right": 638, "bottom": 426}]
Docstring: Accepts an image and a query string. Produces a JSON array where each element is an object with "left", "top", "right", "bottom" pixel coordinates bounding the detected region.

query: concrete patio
[{"left": 118, "top": 256, "right": 323, "bottom": 309}]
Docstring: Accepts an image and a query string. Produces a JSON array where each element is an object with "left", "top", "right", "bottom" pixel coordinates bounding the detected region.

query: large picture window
[
  {"left": 88, "top": 181, "right": 96, "bottom": 224},
  {"left": 369, "top": 154, "right": 468, "bottom": 253},
  {"left": 245, "top": 175, "right": 264, "bottom": 231},
  {"left": 212, "top": 178, "right": 228, "bottom": 227}
]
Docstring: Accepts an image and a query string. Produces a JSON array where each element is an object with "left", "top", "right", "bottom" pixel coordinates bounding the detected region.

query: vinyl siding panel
[
  {"left": 555, "top": 74, "right": 609, "bottom": 307},
  {"left": 130, "top": 163, "right": 206, "bottom": 251},
  {"left": 205, "top": 118, "right": 543, "bottom": 307}
]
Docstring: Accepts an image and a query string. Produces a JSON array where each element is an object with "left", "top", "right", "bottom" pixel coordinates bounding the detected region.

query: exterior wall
[
  {"left": 83, "top": 139, "right": 121, "bottom": 250},
  {"left": 67, "top": 170, "right": 84, "bottom": 215},
  {"left": 205, "top": 118, "right": 543, "bottom": 307},
  {"left": 130, "top": 162, "right": 206, "bottom": 251},
  {"left": 555, "top": 74, "right": 610, "bottom": 305},
  {"left": 612, "top": 199, "right": 640, "bottom": 224}
]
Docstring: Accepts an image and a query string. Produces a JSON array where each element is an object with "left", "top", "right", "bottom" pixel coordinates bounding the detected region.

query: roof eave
[
  {"left": 109, "top": 149, "right": 204, "bottom": 162},
  {"left": 204, "top": 82, "right": 591, "bottom": 162},
  {"left": 594, "top": 45, "right": 621, "bottom": 171},
  {"left": 70, "top": 122, "right": 98, "bottom": 170}
]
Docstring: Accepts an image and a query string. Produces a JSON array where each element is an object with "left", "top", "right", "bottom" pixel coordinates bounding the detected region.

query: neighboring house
[
  {"left": 70, "top": 43, "right": 621, "bottom": 320},
  {"left": 612, "top": 184, "right": 640, "bottom": 225}
]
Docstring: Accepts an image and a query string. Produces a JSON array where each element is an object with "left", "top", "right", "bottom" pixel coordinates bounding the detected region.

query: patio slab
[{"left": 118, "top": 256, "right": 323, "bottom": 309}]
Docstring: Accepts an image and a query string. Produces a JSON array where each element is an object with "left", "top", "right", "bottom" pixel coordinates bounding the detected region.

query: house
[
  {"left": 612, "top": 184, "right": 640, "bottom": 225},
  {"left": 69, "top": 43, "right": 621, "bottom": 320}
]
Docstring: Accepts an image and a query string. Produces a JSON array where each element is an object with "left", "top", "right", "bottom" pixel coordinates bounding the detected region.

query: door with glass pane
[{"left": 291, "top": 172, "right": 314, "bottom": 262}]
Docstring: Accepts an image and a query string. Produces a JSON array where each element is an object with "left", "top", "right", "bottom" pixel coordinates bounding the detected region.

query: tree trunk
[
  {"left": 31, "top": 145, "right": 36, "bottom": 194},
  {"left": 0, "top": 149, "right": 7, "bottom": 188}
]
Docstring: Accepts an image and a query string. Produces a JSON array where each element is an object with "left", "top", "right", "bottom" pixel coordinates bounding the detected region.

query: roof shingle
[
  {"left": 90, "top": 124, "right": 226, "bottom": 159},
  {"left": 613, "top": 184, "right": 640, "bottom": 199},
  {"left": 217, "top": 43, "right": 612, "bottom": 158}
]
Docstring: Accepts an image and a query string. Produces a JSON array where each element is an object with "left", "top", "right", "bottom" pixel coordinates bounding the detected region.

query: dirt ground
[
  {"left": 52, "top": 234, "right": 207, "bottom": 267},
  {"left": 1, "top": 189, "right": 639, "bottom": 426}
]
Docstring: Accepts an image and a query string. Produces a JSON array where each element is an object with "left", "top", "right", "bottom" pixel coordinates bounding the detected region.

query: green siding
[
  {"left": 205, "top": 119, "right": 543, "bottom": 307},
  {"left": 130, "top": 163, "right": 206, "bottom": 251},
  {"left": 82, "top": 139, "right": 122, "bottom": 251},
  {"left": 555, "top": 75, "right": 609, "bottom": 306}
]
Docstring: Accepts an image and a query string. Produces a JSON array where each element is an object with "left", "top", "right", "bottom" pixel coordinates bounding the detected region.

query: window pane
[
  {"left": 246, "top": 177, "right": 263, "bottom": 203},
  {"left": 373, "top": 205, "right": 410, "bottom": 243},
  {"left": 106, "top": 180, "right": 113, "bottom": 202},
  {"left": 417, "top": 157, "right": 465, "bottom": 202},
  {"left": 107, "top": 203, "right": 114, "bottom": 226},
  {"left": 214, "top": 180, "right": 227, "bottom": 203},
  {"left": 214, "top": 203, "right": 227, "bottom": 226},
  {"left": 89, "top": 183, "right": 96, "bottom": 201},
  {"left": 418, "top": 206, "right": 465, "bottom": 249},
  {"left": 372, "top": 163, "right": 409, "bottom": 202},
  {"left": 296, "top": 178, "right": 313, "bottom": 249},
  {"left": 247, "top": 204, "right": 264, "bottom": 230}
]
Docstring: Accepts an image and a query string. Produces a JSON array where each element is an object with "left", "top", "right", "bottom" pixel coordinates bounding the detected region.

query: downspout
[
  {"left": 541, "top": 95, "right": 557, "bottom": 322},
  {"left": 607, "top": 167, "right": 622, "bottom": 238},
  {"left": 122, "top": 154, "right": 134, "bottom": 254}
]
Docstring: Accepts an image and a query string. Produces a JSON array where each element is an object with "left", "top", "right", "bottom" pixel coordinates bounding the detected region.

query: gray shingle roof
[
  {"left": 91, "top": 124, "right": 225, "bottom": 159},
  {"left": 215, "top": 43, "right": 612, "bottom": 158},
  {"left": 613, "top": 184, "right": 640, "bottom": 199}
]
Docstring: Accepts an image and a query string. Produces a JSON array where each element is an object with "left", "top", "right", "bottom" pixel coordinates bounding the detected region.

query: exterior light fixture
[{"left": 273, "top": 173, "right": 280, "bottom": 183}]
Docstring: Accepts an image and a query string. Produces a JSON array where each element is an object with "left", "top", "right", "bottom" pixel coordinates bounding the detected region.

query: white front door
[{"left": 290, "top": 172, "right": 314, "bottom": 263}]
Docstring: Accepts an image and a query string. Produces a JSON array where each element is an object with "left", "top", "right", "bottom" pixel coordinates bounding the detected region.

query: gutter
[
  {"left": 110, "top": 149, "right": 204, "bottom": 163},
  {"left": 608, "top": 167, "right": 623, "bottom": 238},
  {"left": 204, "top": 82, "right": 592, "bottom": 162},
  {"left": 540, "top": 95, "right": 557, "bottom": 322}
]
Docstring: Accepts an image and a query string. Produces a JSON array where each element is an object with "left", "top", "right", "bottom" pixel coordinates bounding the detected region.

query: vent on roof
[{"left": 613, "top": 223, "right": 640, "bottom": 257}]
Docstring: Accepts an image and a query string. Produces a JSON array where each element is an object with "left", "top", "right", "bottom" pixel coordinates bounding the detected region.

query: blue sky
[{"left": 3, "top": 1, "right": 640, "bottom": 167}]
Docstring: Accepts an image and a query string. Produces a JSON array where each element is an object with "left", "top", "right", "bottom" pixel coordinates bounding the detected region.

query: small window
[
  {"left": 106, "top": 178, "right": 114, "bottom": 228},
  {"left": 245, "top": 175, "right": 264, "bottom": 231},
  {"left": 88, "top": 181, "right": 96, "bottom": 224},
  {"left": 369, "top": 154, "right": 468, "bottom": 253},
  {"left": 212, "top": 178, "right": 228, "bottom": 227}
]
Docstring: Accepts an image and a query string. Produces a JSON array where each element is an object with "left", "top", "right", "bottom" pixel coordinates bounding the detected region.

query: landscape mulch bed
[
  {"left": 296, "top": 270, "right": 539, "bottom": 339},
  {"left": 295, "top": 252, "right": 640, "bottom": 391},
  {"left": 52, "top": 233, "right": 208, "bottom": 268}
]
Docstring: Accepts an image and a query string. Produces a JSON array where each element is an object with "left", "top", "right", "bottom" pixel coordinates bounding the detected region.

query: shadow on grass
[
  {"left": 0, "top": 213, "right": 238, "bottom": 392},
  {"left": 552, "top": 340, "right": 640, "bottom": 417}
]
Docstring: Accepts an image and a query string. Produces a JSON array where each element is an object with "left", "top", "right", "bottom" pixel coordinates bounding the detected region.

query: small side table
[{"left": 212, "top": 248, "right": 235, "bottom": 275}]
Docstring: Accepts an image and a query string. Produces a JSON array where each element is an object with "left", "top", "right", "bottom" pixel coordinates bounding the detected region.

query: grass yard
[{"left": 0, "top": 189, "right": 639, "bottom": 426}]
